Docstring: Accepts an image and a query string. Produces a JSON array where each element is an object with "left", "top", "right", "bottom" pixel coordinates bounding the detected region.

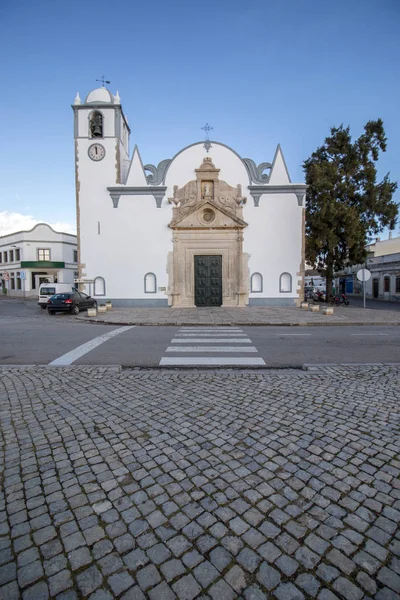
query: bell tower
[
  {"left": 72, "top": 86, "right": 130, "bottom": 184},
  {"left": 72, "top": 86, "right": 131, "bottom": 281}
]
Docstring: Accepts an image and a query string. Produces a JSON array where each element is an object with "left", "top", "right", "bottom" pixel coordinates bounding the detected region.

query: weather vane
[
  {"left": 202, "top": 123, "right": 213, "bottom": 153},
  {"left": 96, "top": 76, "right": 110, "bottom": 87}
]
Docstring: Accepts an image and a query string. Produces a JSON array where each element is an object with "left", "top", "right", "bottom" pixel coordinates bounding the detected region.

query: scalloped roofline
[
  {"left": 0, "top": 222, "right": 77, "bottom": 239},
  {"left": 163, "top": 141, "right": 249, "bottom": 184}
]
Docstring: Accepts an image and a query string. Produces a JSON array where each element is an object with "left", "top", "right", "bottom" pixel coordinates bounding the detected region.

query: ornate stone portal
[{"left": 167, "top": 157, "right": 250, "bottom": 307}]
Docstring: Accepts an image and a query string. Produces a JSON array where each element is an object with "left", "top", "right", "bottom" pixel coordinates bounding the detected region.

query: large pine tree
[{"left": 304, "top": 119, "right": 398, "bottom": 299}]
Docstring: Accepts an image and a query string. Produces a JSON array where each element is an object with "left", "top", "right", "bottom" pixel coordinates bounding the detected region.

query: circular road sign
[{"left": 357, "top": 268, "right": 371, "bottom": 282}]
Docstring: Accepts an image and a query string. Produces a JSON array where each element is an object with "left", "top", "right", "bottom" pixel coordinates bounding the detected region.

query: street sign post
[{"left": 357, "top": 268, "right": 371, "bottom": 309}]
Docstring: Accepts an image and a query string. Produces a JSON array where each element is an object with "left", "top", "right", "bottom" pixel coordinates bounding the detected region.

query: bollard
[
  {"left": 309, "top": 304, "right": 320, "bottom": 312},
  {"left": 322, "top": 306, "right": 334, "bottom": 315},
  {"left": 98, "top": 305, "right": 107, "bottom": 313},
  {"left": 87, "top": 308, "right": 97, "bottom": 317}
]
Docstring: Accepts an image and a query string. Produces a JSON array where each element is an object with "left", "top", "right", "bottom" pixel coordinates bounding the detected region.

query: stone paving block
[
  {"left": 69, "top": 547, "right": 92, "bottom": 571},
  {"left": 22, "top": 580, "right": 49, "bottom": 600},
  {"left": 97, "top": 547, "right": 123, "bottom": 575},
  {"left": 108, "top": 572, "right": 136, "bottom": 596},
  {"left": 76, "top": 565, "right": 103, "bottom": 596},
  {"left": 124, "top": 548, "right": 149, "bottom": 570},
  {"left": 274, "top": 582, "right": 305, "bottom": 600},
  {"left": 224, "top": 565, "right": 246, "bottom": 593},
  {"left": 18, "top": 560, "right": 44, "bottom": 588},
  {"left": 172, "top": 574, "right": 201, "bottom": 600},
  {"left": 148, "top": 581, "right": 176, "bottom": 600},
  {"left": 326, "top": 548, "right": 355, "bottom": 575},
  {"left": 295, "top": 573, "right": 320, "bottom": 597},
  {"left": 167, "top": 535, "right": 192, "bottom": 557},
  {"left": 332, "top": 577, "right": 364, "bottom": 600},
  {"left": 0, "top": 580, "right": 20, "bottom": 600},
  {"left": 208, "top": 579, "right": 235, "bottom": 600},
  {"left": 256, "top": 563, "right": 281, "bottom": 590},
  {"left": 161, "top": 558, "right": 186, "bottom": 582},
  {"left": 92, "top": 539, "right": 113, "bottom": 560},
  {"left": 377, "top": 566, "right": 400, "bottom": 592},
  {"left": 146, "top": 542, "right": 171, "bottom": 565},
  {"left": 237, "top": 547, "right": 261, "bottom": 573},
  {"left": 193, "top": 560, "right": 219, "bottom": 588},
  {"left": 275, "top": 554, "right": 299, "bottom": 576},
  {"left": 48, "top": 569, "right": 73, "bottom": 596},
  {"left": 88, "top": 590, "right": 114, "bottom": 600},
  {"left": 120, "top": 587, "right": 146, "bottom": 600},
  {"left": 136, "top": 564, "right": 161, "bottom": 591}
]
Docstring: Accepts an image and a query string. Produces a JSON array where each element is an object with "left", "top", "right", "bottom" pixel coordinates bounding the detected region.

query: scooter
[
  {"left": 328, "top": 293, "right": 349, "bottom": 306},
  {"left": 314, "top": 290, "right": 326, "bottom": 302}
]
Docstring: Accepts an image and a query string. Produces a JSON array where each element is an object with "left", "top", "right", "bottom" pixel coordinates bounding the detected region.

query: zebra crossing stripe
[
  {"left": 170, "top": 338, "right": 252, "bottom": 343},
  {"left": 166, "top": 346, "right": 258, "bottom": 353},
  {"left": 159, "top": 357, "right": 266, "bottom": 366}
]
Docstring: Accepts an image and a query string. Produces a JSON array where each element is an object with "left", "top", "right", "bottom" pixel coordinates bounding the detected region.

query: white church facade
[{"left": 73, "top": 87, "right": 307, "bottom": 307}]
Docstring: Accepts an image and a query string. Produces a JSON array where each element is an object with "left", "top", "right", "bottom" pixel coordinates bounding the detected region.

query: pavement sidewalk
[{"left": 76, "top": 305, "right": 400, "bottom": 326}]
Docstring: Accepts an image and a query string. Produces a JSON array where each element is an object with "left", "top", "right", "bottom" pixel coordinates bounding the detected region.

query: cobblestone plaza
[{"left": 0, "top": 365, "right": 399, "bottom": 599}]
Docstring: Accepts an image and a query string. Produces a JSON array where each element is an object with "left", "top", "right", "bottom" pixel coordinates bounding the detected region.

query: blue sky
[{"left": 0, "top": 0, "right": 399, "bottom": 235}]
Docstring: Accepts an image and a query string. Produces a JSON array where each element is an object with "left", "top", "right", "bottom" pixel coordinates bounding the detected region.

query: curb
[{"left": 76, "top": 317, "right": 400, "bottom": 327}]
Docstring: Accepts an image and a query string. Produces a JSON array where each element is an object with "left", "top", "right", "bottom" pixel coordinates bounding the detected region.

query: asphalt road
[
  {"left": 1, "top": 298, "right": 399, "bottom": 367},
  {"left": 348, "top": 295, "right": 400, "bottom": 311}
]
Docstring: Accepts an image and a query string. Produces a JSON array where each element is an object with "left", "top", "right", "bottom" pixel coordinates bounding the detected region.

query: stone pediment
[
  {"left": 168, "top": 156, "right": 247, "bottom": 228},
  {"left": 169, "top": 200, "right": 248, "bottom": 229}
]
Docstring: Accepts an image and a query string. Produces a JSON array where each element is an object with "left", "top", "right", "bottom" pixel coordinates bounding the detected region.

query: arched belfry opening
[
  {"left": 167, "top": 157, "right": 250, "bottom": 307},
  {"left": 89, "top": 111, "right": 103, "bottom": 138}
]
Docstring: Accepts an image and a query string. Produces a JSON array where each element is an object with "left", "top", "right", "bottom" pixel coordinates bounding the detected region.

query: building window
[
  {"left": 17, "top": 273, "right": 22, "bottom": 290},
  {"left": 94, "top": 276, "right": 106, "bottom": 296},
  {"left": 15, "top": 249, "right": 20, "bottom": 260},
  {"left": 9, "top": 250, "right": 14, "bottom": 262},
  {"left": 73, "top": 250, "right": 78, "bottom": 262},
  {"left": 384, "top": 276, "right": 390, "bottom": 293},
  {"left": 250, "top": 272, "right": 263, "bottom": 293},
  {"left": 144, "top": 273, "right": 157, "bottom": 293},
  {"left": 0, "top": 253, "right": 2, "bottom": 264},
  {"left": 10, "top": 272, "right": 15, "bottom": 290},
  {"left": 4, "top": 252, "right": 8, "bottom": 263},
  {"left": 280, "top": 272, "right": 292, "bottom": 293},
  {"left": 89, "top": 111, "right": 103, "bottom": 138},
  {"left": 38, "top": 248, "right": 50, "bottom": 261}
]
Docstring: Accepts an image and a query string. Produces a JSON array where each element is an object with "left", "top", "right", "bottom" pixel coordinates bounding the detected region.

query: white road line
[
  {"left": 350, "top": 334, "right": 389, "bottom": 336},
  {"left": 160, "top": 357, "right": 266, "bottom": 366},
  {"left": 171, "top": 338, "right": 252, "bottom": 343},
  {"left": 166, "top": 346, "right": 258, "bottom": 353},
  {"left": 176, "top": 333, "right": 247, "bottom": 337},
  {"left": 180, "top": 328, "right": 243, "bottom": 331},
  {"left": 49, "top": 326, "right": 135, "bottom": 366},
  {"left": 276, "top": 333, "right": 311, "bottom": 336}
]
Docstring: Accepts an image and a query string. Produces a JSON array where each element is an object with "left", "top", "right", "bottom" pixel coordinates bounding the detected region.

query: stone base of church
[
  {"left": 106, "top": 298, "right": 169, "bottom": 307},
  {"left": 248, "top": 298, "right": 298, "bottom": 306},
  {"left": 103, "top": 297, "right": 299, "bottom": 308}
]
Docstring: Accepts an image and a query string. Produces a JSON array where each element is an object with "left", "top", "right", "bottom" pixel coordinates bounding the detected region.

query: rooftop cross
[
  {"left": 96, "top": 76, "right": 111, "bottom": 87},
  {"left": 201, "top": 123, "right": 214, "bottom": 153}
]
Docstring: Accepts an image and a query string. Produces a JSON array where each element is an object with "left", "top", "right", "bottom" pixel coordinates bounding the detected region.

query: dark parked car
[{"left": 47, "top": 292, "right": 97, "bottom": 315}]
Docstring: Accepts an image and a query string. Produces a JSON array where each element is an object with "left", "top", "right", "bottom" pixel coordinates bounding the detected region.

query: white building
[
  {"left": 0, "top": 223, "right": 77, "bottom": 297},
  {"left": 73, "top": 86, "right": 307, "bottom": 307},
  {"left": 338, "top": 236, "right": 400, "bottom": 301}
]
